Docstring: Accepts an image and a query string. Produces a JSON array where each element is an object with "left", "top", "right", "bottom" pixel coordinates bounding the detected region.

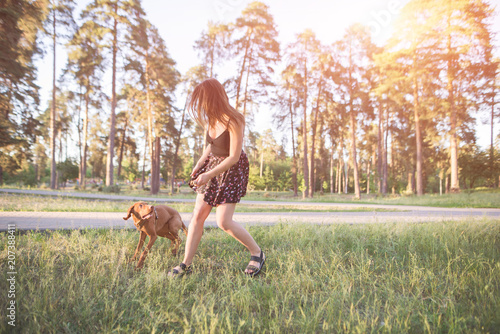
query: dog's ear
[{"left": 123, "top": 204, "right": 135, "bottom": 220}]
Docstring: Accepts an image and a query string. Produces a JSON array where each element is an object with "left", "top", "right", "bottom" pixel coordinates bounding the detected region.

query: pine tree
[
  {"left": 377, "top": 0, "right": 440, "bottom": 195},
  {"left": 67, "top": 18, "right": 104, "bottom": 189},
  {"left": 431, "top": 0, "right": 494, "bottom": 192},
  {"left": 272, "top": 64, "right": 301, "bottom": 196},
  {"left": 287, "top": 29, "right": 320, "bottom": 198},
  {"left": 43, "top": 0, "right": 75, "bottom": 189},
  {"left": 127, "top": 15, "right": 179, "bottom": 194},
  {"left": 82, "top": 0, "right": 142, "bottom": 187},
  {"left": 194, "top": 21, "right": 230, "bottom": 78},
  {"left": 332, "top": 24, "right": 375, "bottom": 199},
  {"left": 0, "top": 0, "right": 47, "bottom": 184},
  {"left": 232, "top": 1, "right": 280, "bottom": 117}
]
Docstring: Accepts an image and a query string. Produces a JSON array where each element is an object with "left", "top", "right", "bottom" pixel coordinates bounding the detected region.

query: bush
[{"left": 97, "top": 185, "right": 120, "bottom": 193}]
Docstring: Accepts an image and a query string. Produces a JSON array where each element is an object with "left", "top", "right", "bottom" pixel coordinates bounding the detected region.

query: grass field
[
  {"left": 0, "top": 194, "right": 403, "bottom": 213},
  {"left": 1, "top": 221, "right": 499, "bottom": 333},
  {"left": 2, "top": 186, "right": 500, "bottom": 208}
]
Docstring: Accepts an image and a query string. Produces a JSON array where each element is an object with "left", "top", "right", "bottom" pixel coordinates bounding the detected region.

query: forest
[{"left": 1, "top": 0, "right": 499, "bottom": 198}]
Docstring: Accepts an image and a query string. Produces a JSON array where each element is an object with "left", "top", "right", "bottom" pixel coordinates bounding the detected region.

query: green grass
[
  {"left": 0, "top": 194, "right": 403, "bottom": 213},
  {"left": 246, "top": 189, "right": 500, "bottom": 208},
  {"left": 3, "top": 186, "right": 500, "bottom": 208},
  {"left": 1, "top": 220, "right": 499, "bottom": 333}
]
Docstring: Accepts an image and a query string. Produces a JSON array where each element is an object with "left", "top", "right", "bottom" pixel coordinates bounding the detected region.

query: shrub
[{"left": 97, "top": 185, "right": 120, "bottom": 193}]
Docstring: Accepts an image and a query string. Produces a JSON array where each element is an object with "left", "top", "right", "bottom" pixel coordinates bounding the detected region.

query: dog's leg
[
  {"left": 169, "top": 239, "right": 177, "bottom": 256},
  {"left": 136, "top": 234, "right": 157, "bottom": 269},
  {"left": 170, "top": 233, "right": 181, "bottom": 256},
  {"left": 130, "top": 231, "right": 147, "bottom": 262}
]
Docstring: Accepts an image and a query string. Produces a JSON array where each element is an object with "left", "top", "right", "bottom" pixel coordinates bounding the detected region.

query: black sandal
[
  {"left": 245, "top": 250, "right": 265, "bottom": 277},
  {"left": 167, "top": 263, "right": 192, "bottom": 278}
]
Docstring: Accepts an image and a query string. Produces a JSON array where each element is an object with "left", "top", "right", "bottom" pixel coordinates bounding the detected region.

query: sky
[{"left": 35, "top": 0, "right": 500, "bottom": 155}]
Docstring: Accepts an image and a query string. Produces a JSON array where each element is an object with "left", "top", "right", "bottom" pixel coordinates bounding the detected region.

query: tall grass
[
  {"left": 246, "top": 189, "right": 500, "bottom": 208},
  {"left": 0, "top": 194, "right": 402, "bottom": 213},
  {"left": 1, "top": 220, "right": 499, "bottom": 333},
  {"left": 3, "top": 187, "right": 500, "bottom": 208}
]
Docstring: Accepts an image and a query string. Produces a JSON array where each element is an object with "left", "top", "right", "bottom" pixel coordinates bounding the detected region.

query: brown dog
[{"left": 123, "top": 201, "right": 188, "bottom": 269}]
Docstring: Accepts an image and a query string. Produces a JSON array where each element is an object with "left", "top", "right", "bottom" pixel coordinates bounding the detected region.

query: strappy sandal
[
  {"left": 245, "top": 250, "right": 266, "bottom": 277},
  {"left": 167, "top": 263, "right": 192, "bottom": 278}
]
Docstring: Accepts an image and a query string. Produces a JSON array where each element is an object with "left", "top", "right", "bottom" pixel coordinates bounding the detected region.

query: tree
[
  {"left": 272, "top": 64, "right": 301, "bottom": 196},
  {"left": 82, "top": 0, "right": 141, "bottom": 186},
  {"left": 194, "top": 21, "right": 230, "bottom": 78},
  {"left": 127, "top": 15, "right": 179, "bottom": 194},
  {"left": 231, "top": 1, "right": 280, "bottom": 118},
  {"left": 0, "top": 0, "right": 47, "bottom": 184},
  {"left": 170, "top": 65, "right": 208, "bottom": 193},
  {"left": 432, "top": 0, "right": 494, "bottom": 192},
  {"left": 333, "top": 24, "right": 375, "bottom": 199},
  {"left": 308, "top": 45, "right": 331, "bottom": 197},
  {"left": 484, "top": 57, "right": 500, "bottom": 187},
  {"left": 67, "top": 18, "right": 104, "bottom": 189},
  {"left": 287, "top": 29, "right": 320, "bottom": 198},
  {"left": 377, "top": 0, "right": 440, "bottom": 195},
  {"left": 43, "top": 0, "right": 75, "bottom": 189}
]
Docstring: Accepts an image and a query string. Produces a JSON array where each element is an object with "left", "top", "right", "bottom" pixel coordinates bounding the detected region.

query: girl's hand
[
  {"left": 193, "top": 173, "right": 211, "bottom": 187},
  {"left": 190, "top": 163, "right": 203, "bottom": 177}
]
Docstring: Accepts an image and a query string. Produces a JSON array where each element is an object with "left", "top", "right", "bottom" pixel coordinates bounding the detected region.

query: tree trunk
[
  {"left": 105, "top": 6, "right": 118, "bottom": 186},
  {"left": 50, "top": 12, "right": 57, "bottom": 189},
  {"left": 366, "top": 158, "right": 371, "bottom": 195},
  {"left": 141, "top": 133, "right": 147, "bottom": 189},
  {"left": 302, "top": 48, "right": 309, "bottom": 199},
  {"left": 348, "top": 42, "right": 360, "bottom": 200},
  {"left": 330, "top": 151, "right": 334, "bottom": 193},
  {"left": 377, "top": 103, "right": 383, "bottom": 193},
  {"left": 289, "top": 85, "right": 298, "bottom": 197},
  {"left": 308, "top": 83, "right": 322, "bottom": 198},
  {"left": 491, "top": 85, "right": 497, "bottom": 187},
  {"left": 235, "top": 30, "right": 251, "bottom": 110},
  {"left": 117, "top": 116, "right": 128, "bottom": 180},
  {"left": 337, "top": 139, "right": 344, "bottom": 194},
  {"left": 151, "top": 136, "right": 161, "bottom": 194},
  {"left": 414, "top": 75, "right": 423, "bottom": 195},
  {"left": 81, "top": 92, "right": 89, "bottom": 189},
  {"left": 242, "top": 59, "right": 252, "bottom": 118},
  {"left": 259, "top": 150, "right": 264, "bottom": 178},
  {"left": 382, "top": 108, "right": 388, "bottom": 194},
  {"left": 349, "top": 108, "right": 361, "bottom": 199},
  {"left": 344, "top": 161, "right": 348, "bottom": 194},
  {"left": 209, "top": 35, "right": 215, "bottom": 78},
  {"left": 407, "top": 170, "right": 414, "bottom": 194},
  {"left": 171, "top": 98, "right": 187, "bottom": 194},
  {"left": 446, "top": 18, "right": 459, "bottom": 193}
]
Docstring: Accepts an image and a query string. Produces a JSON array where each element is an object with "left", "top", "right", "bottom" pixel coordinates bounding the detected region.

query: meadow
[
  {"left": 2, "top": 186, "right": 500, "bottom": 208},
  {"left": 0, "top": 193, "right": 402, "bottom": 213},
  {"left": 1, "top": 221, "right": 499, "bottom": 333}
]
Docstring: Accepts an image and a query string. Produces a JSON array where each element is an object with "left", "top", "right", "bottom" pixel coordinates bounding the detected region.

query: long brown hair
[{"left": 187, "top": 78, "right": 245, "bottom": 132}]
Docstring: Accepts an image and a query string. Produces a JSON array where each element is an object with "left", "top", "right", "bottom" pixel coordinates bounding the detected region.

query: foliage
[{"left": 1, "top": 0, "right": 499, "bottom": 197}]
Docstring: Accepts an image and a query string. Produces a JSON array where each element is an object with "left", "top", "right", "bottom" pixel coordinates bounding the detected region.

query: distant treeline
[{"left": 1, "top": 0, "right": 499, "bottom": 197}]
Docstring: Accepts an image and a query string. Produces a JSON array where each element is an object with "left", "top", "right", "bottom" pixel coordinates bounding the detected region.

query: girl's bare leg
[
  {"left": 215, "top": 203, "right": 262, "bottom": 273},
  {"left": 181, "top": 193, "right": 212, "bottom": 266}
]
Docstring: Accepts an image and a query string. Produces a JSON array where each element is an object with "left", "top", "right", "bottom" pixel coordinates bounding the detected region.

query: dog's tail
[{"left": 181, "top": 221, "right": 188, "bottom": 236}]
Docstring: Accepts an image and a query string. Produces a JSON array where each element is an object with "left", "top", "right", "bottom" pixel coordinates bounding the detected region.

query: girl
[{"left": 168, "top": 78, "right": 265, "bottom": 278}]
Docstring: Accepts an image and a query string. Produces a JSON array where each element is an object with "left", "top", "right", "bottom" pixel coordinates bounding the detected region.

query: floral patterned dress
[{"left": 189, "top": 129, "right": 249, "bottom": 207}]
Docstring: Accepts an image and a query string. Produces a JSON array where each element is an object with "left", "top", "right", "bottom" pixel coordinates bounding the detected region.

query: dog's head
[{"left": 123, "top": 201, "right": 154, "bottom": 221}]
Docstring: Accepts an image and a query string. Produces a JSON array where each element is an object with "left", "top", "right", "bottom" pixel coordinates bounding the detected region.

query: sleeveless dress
[{"left": 189, "top": 129, "right": 249, "bottom": 207}]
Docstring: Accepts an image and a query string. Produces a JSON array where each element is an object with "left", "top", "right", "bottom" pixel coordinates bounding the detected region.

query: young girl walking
[{"left": 168, "top": 78, "right": 265, "bottom": 278}]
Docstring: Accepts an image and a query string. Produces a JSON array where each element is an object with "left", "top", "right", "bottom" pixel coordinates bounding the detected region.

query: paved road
[{"left": 1, "top": 188, "right": 499, "bottom": 231}]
